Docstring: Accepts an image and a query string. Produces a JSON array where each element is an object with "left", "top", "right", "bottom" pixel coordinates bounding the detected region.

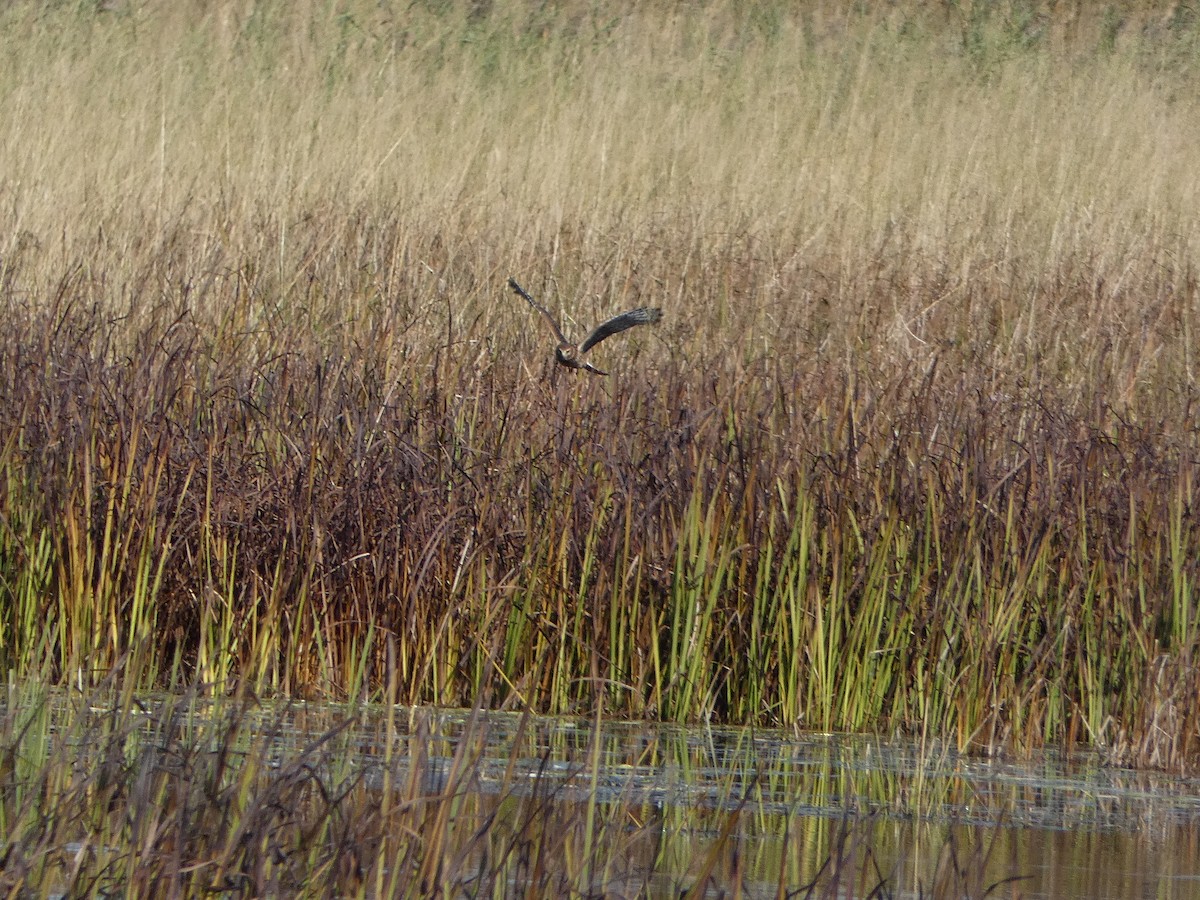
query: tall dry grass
[{"left": 0, "top": 0, "right": 1199, "bottom": 766}]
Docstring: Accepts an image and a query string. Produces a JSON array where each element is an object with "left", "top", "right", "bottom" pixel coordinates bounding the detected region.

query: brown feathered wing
[
  {"left": 579, "top": 307, "right": 663, "bottom": 353},
  {"left": 507, "top": 278, "right": 570, "bottom": 345}
]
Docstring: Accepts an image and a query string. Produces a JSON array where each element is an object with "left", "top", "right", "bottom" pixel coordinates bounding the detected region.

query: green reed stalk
[
  {"left": 0, "top": 470, "right": 53, "bottom": 676},
  {"left": 1169, "top": 481, "right": 1196, "bottom": 649},
  {"left": 606, "top": 494, "right": 639, "bottom": 710},
  {"left": 772, "top": 484, "right": 814, "bottom": 725},
  {"left": 664, "top": 486, "right": 731, "bottom": 721}
]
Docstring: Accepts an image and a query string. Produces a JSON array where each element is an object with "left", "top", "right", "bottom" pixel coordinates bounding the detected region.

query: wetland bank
[{"left": 1, "top": 0, "right": 1200, "bottom": 894}]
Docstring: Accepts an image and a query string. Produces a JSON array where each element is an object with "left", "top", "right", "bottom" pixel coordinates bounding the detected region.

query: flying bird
[{"left": 508, "top": 277, "right": 662, "bottom": 376}]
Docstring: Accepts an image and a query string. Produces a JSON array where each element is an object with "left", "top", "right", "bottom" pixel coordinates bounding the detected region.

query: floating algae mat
[{"left": 5, "top": 689, "right": 1199, "bottom": 898}]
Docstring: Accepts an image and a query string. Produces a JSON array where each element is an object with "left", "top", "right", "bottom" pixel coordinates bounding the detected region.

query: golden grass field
[{"left": 1, "top": 0, "right": 1199, "bottom": 765}]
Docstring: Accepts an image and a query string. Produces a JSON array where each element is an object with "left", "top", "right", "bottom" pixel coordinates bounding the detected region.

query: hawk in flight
[{"left": 508, "top": 277, "right": 662, "bottom": 376}]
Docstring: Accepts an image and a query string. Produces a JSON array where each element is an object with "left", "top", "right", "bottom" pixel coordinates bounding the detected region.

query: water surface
[
  {"left": 273, "top": 704, "right": 1200, "bottom": 898},
  {"left": 31, "top": 694, "right": 1200, "bottom": 897}
]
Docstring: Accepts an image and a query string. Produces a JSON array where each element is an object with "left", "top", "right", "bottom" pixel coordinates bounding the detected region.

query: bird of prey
[{"left": 507, "top": 277, "right": 662, "bottom": 376}]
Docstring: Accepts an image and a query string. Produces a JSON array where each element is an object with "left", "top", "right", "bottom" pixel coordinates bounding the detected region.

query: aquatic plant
[{"left": 0, "top": 0, "right": 1197, "bottom": 769}]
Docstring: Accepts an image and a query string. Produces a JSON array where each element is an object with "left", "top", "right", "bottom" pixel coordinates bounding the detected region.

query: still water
[
  {"left": 275, "top": 704, "right": 1200, "bottom": 898},
  {"left": 33, "top": 693, "right": 1200, "bottom": 897}
]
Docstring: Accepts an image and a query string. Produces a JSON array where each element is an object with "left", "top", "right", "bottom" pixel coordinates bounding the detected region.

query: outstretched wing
[
  {"left": 508, "top": 278, "right": 570, "bottom": 345},
  {"left": 579, "top": 307, "right": 662, "bottom": 353}
]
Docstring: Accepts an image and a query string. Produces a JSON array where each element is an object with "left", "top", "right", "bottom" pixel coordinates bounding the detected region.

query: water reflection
[
  {"left": 23, "top": 695, "right": 1200, "bottom": 898},
  {"left": 293, "top": 704, "right": 1200, "bottom": 898}
]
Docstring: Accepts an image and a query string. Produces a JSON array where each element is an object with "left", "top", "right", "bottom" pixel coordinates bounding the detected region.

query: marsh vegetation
[
  {"left": 5, "top": 1, "right": 1200, "bottom": 893},
  {"left": 0, "top": 0, "right": 1198, "bottom": 788}
]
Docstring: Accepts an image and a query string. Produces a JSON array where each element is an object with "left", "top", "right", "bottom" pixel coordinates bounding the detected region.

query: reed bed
[{"left": 0, "top": 0, "right": 1198, "bottom": 769}]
